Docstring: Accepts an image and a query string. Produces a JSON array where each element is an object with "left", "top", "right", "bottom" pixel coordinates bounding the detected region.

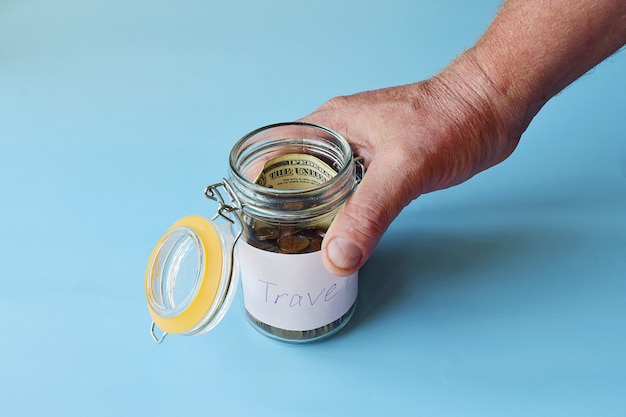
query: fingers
[
  {"left": 298, "top": 88, "right": 430, "bottom": 275},
  {"left": 322, "top": 156, "right": 416, "bottom": 276}
]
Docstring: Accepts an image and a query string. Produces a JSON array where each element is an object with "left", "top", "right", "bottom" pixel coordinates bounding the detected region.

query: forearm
[
  {"left": 417, "top": 0, "right": 626, "bottom": 183},
  {"left": 463, "top": 0, "right": 626, "bottom": 129}
]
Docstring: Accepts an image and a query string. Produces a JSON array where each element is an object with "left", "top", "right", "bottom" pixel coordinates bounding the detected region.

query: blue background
[{"left": 1, "top": 1, "right": 625, "bottom": 416}]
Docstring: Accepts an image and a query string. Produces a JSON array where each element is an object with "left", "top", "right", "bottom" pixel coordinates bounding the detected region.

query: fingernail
[{"left": 327, "top": 237, "right": 362, "bottom": 271}]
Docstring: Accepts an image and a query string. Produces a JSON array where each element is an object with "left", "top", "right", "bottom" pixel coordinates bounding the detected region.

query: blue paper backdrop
[{"left": 1, "top": 1, "right": 624, "bottom": 416}]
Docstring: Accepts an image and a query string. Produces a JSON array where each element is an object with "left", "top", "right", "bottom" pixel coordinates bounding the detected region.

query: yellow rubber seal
[{"left": 145, "top": 215, "right": 224, "bottom": 335}]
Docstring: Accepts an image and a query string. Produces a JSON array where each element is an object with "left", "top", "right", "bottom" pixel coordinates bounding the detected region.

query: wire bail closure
[
  {"left": 203, "top": 180, "right": 245, "bottom": 286},
  {"left": 354, "top": 156, "right": 365, "bottom": 185},
  {"left": 147, "top": 180, "right": 244, "bottom": 344},
  {"left": 203, "top": 180, "right": 245, "bottom": 277},
  {"left": 204, "top": 180, "right": 243, "bottom": 224},
  {"left": 150, "top": 321, "right": 167, "bottom": 344}
]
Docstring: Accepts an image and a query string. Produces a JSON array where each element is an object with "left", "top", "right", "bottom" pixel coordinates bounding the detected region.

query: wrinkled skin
[{"left": 300, "top": 0, "right": 626, "bottom": 276}]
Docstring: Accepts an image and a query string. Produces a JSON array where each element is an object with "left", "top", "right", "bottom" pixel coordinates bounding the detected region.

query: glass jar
[{"left": 145, "top": 122, "right": 364, "bottom": 344}]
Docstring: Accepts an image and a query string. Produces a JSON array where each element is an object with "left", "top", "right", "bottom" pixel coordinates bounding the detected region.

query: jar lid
[{"left": 145, "top": 215, "right": 235, "bottom": 341}]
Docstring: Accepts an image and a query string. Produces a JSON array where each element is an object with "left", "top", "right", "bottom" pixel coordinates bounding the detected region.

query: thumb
[{"left": 322, "top": 158, "right": 413, "bottom": 276}]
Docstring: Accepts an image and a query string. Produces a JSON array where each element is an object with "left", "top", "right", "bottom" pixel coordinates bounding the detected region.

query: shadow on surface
[{"left": 343, "top": 223, "right": 580, "bottom": 333}]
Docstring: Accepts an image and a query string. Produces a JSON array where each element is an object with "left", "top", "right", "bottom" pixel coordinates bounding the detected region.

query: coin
[
  {"left": 307, "top": 235, "right": 323, "bottom": 252},
  {"left": 302, "top": 227, "right": 325, "bottom": 252},
  {"left": 254, "top": 225, "right": 279, "bottom": 241},
  {"left": 249, "top": 238, "right": 278, "bottom": 252},
  {"left": 278, "top": 235, "right": 310, "bottom": 253}
]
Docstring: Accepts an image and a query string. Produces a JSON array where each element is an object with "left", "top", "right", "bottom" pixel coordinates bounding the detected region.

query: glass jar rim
[{"left": 228, "top": 122, "right": 354, "bottom": 196}]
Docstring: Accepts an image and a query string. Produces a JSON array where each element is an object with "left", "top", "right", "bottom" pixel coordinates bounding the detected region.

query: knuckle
[{"left": 340, "top": 197, "right": 390, "bottom": 245}]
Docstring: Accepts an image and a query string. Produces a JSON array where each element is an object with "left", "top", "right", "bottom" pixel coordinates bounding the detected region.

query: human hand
[
  {"left": 299, "top": 0, "right": 625, "bottom": 277},
  {"left": 300, "top": 54, "right": 528, "bottom": 276}
]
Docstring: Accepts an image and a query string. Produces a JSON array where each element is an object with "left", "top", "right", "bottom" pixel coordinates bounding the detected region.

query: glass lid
[{"left": 145, "top": 215, "right": 236, "bottom": 343}]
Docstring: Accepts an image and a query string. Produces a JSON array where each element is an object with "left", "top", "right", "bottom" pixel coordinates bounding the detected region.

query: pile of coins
[
  {"left": 243, "top": 218, "right": 326, "bottom": 254},
  {"left": 245, "top": 306, "right": 354, "bottom": 343}
]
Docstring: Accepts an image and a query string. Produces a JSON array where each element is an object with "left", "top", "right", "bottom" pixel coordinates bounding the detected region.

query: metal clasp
[
  {"left": 204, "top": 180, "right": 243, "bottom": 312},
  {"left": 150, "top": 322, "right": 167, "bottom": 344},
  {"left": 204, "top": 178, "right": 244, "bottom": 253},
  {"left": 354, "top": 156, "right": 366, "bottom": 185},
  {"left": 204, "top": 180, "right": 243, "bottom": 224}
]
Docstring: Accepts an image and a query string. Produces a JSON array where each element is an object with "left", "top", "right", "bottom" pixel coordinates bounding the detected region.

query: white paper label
[{"left": 237, "top": 240, "right": 358, "bottom": 331}]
